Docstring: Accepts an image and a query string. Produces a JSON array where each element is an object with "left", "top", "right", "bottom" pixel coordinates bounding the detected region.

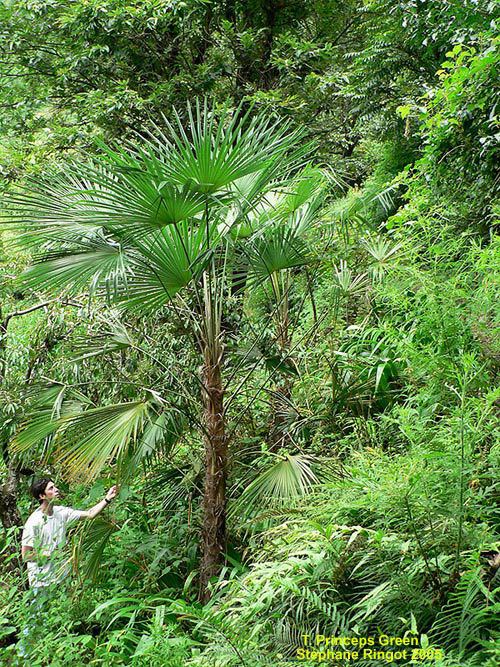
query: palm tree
[{"left": 5, "top": 101, "right": 313, "bottom": 600}]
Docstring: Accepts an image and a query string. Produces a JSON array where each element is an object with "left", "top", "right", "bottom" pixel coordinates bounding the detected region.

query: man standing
[
  {"left": 21, "top": 478, "right": 117, "bottom": 587},
  {"left": 17, "top": 478, "right": 117, "bottom": 658}
]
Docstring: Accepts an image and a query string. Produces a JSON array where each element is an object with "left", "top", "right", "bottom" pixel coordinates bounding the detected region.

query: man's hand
[
  {"left": 38, "top": 550, "right": 53, "bottom": 566},
  {"left": 105, "top": 485, "right": 118, "bottom": 502},
  {"left": 82, "top": 485, "right": 119, "bottom": 519},
  {"left": 22, "top": 545, "right": 53, "bottom": 564}
]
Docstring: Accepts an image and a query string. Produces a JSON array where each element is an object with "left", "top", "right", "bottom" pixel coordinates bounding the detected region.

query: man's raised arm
[{"left": 80, "top": 486, "right": 118, "bottom": 520}]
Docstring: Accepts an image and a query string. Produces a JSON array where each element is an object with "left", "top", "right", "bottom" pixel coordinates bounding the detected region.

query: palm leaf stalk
[{"left": 4, "top": 100, "right": 312, "bottom": 601}]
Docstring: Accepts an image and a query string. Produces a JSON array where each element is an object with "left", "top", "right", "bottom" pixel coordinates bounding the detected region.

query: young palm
[
  {"left": 5, "top": 100, "right": 311, "bottom": 600},
  {"left": 220, "top": 167, "right": 321, "bottom": 446}
]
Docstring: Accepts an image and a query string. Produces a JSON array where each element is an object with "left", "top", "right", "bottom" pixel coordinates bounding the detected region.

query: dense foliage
[{"left": 1, "top": 0, "right": 499, "bottom": 665}]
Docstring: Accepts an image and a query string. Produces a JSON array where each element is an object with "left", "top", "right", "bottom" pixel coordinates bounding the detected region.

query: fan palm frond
[
  {"left": 241, "top": 226, "right": 311, "bottom": 289},
  {"left": 55, "top": 401, "right": 151, "bottom": 481},
  {"left": 68, "top": 153, "right": 213, "bottom": 232},
  {"left": 72, "top": 516, "right": 119, "bottom": 583},
  {"left": 332, "top": 260, "right": 369, "bottom": 296},
  {"left": 14, "top": 397, "right": 153, "bottom": 482},
  {"left": 4, "top": 167, "right": 110, "bottom": 249},
  {"left": 71, "top": 319, "right": 134, "bottom": 362},
  {"left": 123, "top": 409, "right": 188, "bottom": 479},
  {"left": 141, "top": 99, "right": 309, "bottom": 194},
  {"left": 361, "top": 235, "right": 404, "bottom": 281},
  {"left": 12, "top": 384, "right": 93, "bottom": 455},
  {"left": 229, "top": 454, "right": 321, "bottom": 521},
  {"left": 119, "top": 220, "right": 215, "bottom": 312},
  {"left": 20, "top": 238, "right": 130, "bottom": 298}
]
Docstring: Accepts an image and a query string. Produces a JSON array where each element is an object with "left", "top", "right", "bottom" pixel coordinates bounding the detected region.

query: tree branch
[{"left": 1, "top": 300, "right": 56, "bottom": 332}]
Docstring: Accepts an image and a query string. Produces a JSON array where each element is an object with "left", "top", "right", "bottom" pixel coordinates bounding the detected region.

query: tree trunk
[
  {"left": 199, "top": 358, "right": 227, "bottom": 603},
  {"left": 260, "top": 0, "right": 280, "bottom": 88},
  {"left": 0, "top": 308, "right": 25, "bottom": 576},
  {"left": 0, "top": 464, "right": 25, "bottom": 575}
]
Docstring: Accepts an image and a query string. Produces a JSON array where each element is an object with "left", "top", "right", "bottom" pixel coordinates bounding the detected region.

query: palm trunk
[
  {"left": 267, "top": 377, "right": 293, "bottom": 452},
  {"left": 199, "top": 357, "right": 227, "bottom": 603}
]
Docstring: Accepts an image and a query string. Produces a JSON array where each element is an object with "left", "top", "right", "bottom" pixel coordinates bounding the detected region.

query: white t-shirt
[{"left": 21, "top": 505, "right": 85, "bottom": 587}]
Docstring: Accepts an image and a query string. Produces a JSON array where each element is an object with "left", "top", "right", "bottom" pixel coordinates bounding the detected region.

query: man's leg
[{"left": 17, "top": 586, "right": 50, "bottom": 658}]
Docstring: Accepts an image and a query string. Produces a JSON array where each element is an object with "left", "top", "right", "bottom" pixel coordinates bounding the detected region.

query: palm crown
[{"left": 8, "top": 101, "right": 309, "bottom": 308}]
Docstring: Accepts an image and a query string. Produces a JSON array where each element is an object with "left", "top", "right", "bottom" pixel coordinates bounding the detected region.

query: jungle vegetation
[{"left": 0, "top": 0, "right": 499, "bottom": 665}]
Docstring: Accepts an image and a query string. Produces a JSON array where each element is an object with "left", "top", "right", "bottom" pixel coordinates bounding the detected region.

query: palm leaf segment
[{"left": 5, "top": 101, "right": 308, "bottom": 313}]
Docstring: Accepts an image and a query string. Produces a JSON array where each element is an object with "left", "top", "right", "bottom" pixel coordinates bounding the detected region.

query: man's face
[{"left": 40, "top": 480, "right": 60, "bottom": 503}]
